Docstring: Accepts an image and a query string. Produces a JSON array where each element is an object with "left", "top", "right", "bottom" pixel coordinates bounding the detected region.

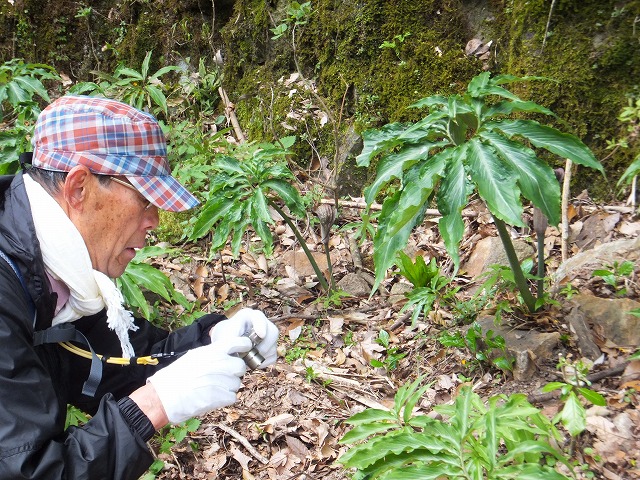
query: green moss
[{"left": 494, "top": 0, "right": 640, "bottom": 198}]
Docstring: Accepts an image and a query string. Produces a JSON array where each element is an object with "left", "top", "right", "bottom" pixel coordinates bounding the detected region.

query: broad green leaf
[
  {"left": 372, "top": 154, "right": 445, "bottom": 291},
  {"left": 5, "top": 81, "right": 31, "bottom": 104},
  {"left": 403, "top": 381, "right": 432, "bottom": 424},
  {"left": 343, "top": 408, "right": 397, "bottom": 426},
  {"left": 261, "top": 179, "right": 305, "bottom": 217},
  {"left": 487, "top": 119, "right": 604, "bottom": 173},
  {"left": 495, "top": 464, "right": 571, "bottom": 480},
  {"left": 116, "top": 66, "right": 144, "bottom": 81},
  {"left": 484, "top": 404, "right": 498, "bottom": 470},
  {"left": 364, "top": 142, "right": 433, "bottom": 204},
  {"left": 541, "top": 381, "right": 566, "bottom": 393},
  {"left": 437, "top": 148, "right": 468, "bottom": 268},
  {"left": 252, "top": 210, "right": 275, "bottom": 256},
  {"left": 480, "top": 130, "right": 560, "bottom": 225},
  {"left": 382, "top": 463, "right": 463, "bottom": 480},
  {"left": 132, "top": 245, "right": 177, "bottom": 262},
  {"left": 578, "top": 387, "right": 607, "bottom": 406},
  {"left": 483, "top": 99, "right": 555, "bottom": 119},
  {"left": 618, "top": 154, "right": 640, "bottom": 186},
  {"left": 466, "top": 139, "right": 525, "bottom": 227},
  {"left": 357, "top": 123, "right": 408, "bottom": 167},
  {"left": 373, "top": 191, "right": 428, "bottom": 292},
  {"left": 145, "top": 84, "right": 168, "bottom": 115},
  {"left": 339, "top": 422, "right": 399, "bottom": 443},
  {"left": 117, "top": 273, "right": 150, "bottom": 319},
  {"left": 251, "top": 188, "right": 273, "bottom": 224},
  {"left": 339, "top": 431, "right": 451, "bottom": 469},
  {"left": 13, "top": 76, "right": 50, "bottom": 102},
  {"left": 151, "top": 65, "right": 181, "bottom": 79},
  {"left": 278, "top": 135, "right": 297, "bottom": 149},
  {"left": 122, "top": 262, "right": 172, "bottom": 301},
  {"left": 140, "top": 51, "right": 152, "bottom": 79},
  {"left": 190, "top": 196, "right": 236, "bottom": 240},
  {"left": 557, "top": 391, "right": 586, "bottom": 437},
  {"left": 409, "top": 95, "right": 448, "bottom": 109},
  {"left": 213, "top": 155, "right": 246, "bottom": 176}
]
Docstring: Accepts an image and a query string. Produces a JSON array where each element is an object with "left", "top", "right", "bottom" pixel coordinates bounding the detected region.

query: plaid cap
[{"left": 32, "top": 95, "right": 199, "bottom": 212}]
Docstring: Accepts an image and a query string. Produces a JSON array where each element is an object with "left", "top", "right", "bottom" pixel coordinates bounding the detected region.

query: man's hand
[
  {"left": 146, "top": 337, "right": 251, "bottom": 424},
  {"left": 209, "top": 308, "right": 279, "bottom": 368}
]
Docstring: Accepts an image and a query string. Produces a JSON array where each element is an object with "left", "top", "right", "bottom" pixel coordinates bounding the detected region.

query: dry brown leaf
[
  {"left": 217, "top": 283, "right": 230, "bottom": 303},
  {"left": 193, "top": 264, "right": 208, "bottom": 299}
]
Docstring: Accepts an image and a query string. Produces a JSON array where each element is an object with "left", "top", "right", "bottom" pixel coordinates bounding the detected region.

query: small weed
[
  {"left": 370, "top": 329, "right": 407, "bottom": 372},
  {"left": 542, "top": 356, "right": 607, "bottom": 437},
  {"left": 592, "top": 260, "right": 635, "bottom": 296},
  {"left": 438, "top": 322, "right": 514, "bottom": 373}
]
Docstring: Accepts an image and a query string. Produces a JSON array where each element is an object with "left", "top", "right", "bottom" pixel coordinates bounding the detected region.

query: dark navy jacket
[{"left": 0, "top": 173, "right": 223, "bottom": 479}]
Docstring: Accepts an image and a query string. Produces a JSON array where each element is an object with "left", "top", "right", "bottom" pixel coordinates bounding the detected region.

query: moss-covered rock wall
[{"left": 1, "top": 0, "right": 639, "bottom": 198}]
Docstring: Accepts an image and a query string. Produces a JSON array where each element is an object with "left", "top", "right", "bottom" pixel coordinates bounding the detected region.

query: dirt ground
[{"left": 150, "top": 196, "right": 640, "bottom": 480}]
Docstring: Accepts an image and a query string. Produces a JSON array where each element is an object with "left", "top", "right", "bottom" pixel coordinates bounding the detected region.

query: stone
[
  {"left": 462, "top": 236, "right": 535, "bottom": 279},
  {"left": 336, "top": 273, "right": 371, "bottom": 297},
  {"left": 388, "top": 282, "right": 413, "bottom": 306},
  {"left": 553, "top": 236, "right": 640, "bottom": 286},
  {"left": 475, "top": 316, "right": 561, "bottom": 381},
  {"left": 567, "top": 306, "right": 602, "bottom": 360},
  {"left": 570, "top": 294, "right": 640, "bottom": 348},
  {"left": 281, "top": 250, "right": 333, "bottom": 278}
]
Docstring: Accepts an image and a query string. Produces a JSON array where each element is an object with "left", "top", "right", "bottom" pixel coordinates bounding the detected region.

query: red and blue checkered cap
[{"left": 32, "top": 95, "right": 199, "bottom": 212}]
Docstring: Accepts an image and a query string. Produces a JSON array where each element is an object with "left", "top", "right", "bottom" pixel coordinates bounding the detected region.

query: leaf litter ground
[{"left": 149, "top": 192, "right": 640, "bottom": 480}]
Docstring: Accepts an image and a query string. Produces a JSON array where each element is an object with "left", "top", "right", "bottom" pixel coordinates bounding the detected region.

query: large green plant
[
  {"left": 0, "top": 59, "right": 60, "bottom": 172},
  {"left": 118, "top": 246, "right": 201, "bottom": 325},
  {"left": 357, "top": 72, "right": 604, "bottom": 312},
  {"left": 339, "top": 379, "right": 572, "bottom": 479},
  {"left": 71, "top": 51, "right": 179, "bottom": 117},
  {"left": 189, "top": 136, "right": 331, "bottom": 291}
]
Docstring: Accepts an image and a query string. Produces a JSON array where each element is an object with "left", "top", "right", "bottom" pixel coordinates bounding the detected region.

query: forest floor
[{"left": 148, "top": 191, "right": 640, "bottom": 480}]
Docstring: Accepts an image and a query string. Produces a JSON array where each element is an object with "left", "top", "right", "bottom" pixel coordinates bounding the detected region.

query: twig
[
  {"left": 542, "top": 0, "right": 557, "bottom": 52},
  {"left": 213, "top": 422, "right": 269, "bottom": 465},
  {"left": 319, "top": 198, "right": 479, "bottom": 217},
  {"left": 218, "top": 87, "right": 246, "bottom": 143},
  {"left": 561, "top": 159, "right": 573, "bottom": 262}
]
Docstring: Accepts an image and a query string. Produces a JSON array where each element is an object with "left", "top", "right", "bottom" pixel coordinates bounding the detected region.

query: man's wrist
[{"left": 128, "top": 383, "right": 169, "bottom": 430}]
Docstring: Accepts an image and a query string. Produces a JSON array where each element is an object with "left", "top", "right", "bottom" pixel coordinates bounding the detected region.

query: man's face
[{"left": 71, "top": 172, "right": 159, "bottom": 278}]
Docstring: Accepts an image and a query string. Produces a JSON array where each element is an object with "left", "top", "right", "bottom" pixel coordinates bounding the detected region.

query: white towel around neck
[{"left": 23, "top": 174, "right": 137, "bottom": 357}]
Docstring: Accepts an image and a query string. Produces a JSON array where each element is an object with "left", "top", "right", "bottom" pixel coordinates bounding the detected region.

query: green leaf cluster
[
  {"left": 117, "top": 246, "right": 197, "bottom": 323},
  {"left": 542, "top": 357, "right": 607, "bottom": 437},
  {"left": 189, "top": 136, "right": 305, "bottom": 258},
  {"left": 70, "top": 51, "right": 179, "bottom": 117},
  {"left": 0, "top": 59, "right": 60, "bottom": 172},
  {"left": 357, "top": 72, "right": 604, "bottom": 291},
  {"left": 339, "top": 380, "right": 572, "bottom": 479},
  {"left": 396, "top": 252, "right": 454, "bottom": 325}
]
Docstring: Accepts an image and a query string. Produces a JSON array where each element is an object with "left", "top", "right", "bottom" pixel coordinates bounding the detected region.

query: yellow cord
[{"left": 59, "top": 342, "right": 159, "bottom": 366}]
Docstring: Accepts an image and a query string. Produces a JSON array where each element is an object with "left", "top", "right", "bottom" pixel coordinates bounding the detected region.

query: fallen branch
[
  {"left": 213, "top": 422, "right": 269, "bottom": 465},
  {"left": 219, "top": 87, "right": 246, "bottom": 143},
  {"left": 319, "top": 198, "right": 478, "bottom": 217}
]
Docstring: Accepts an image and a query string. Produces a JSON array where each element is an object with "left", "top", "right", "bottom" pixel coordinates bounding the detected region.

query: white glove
[
  {"left": 148, "top": 337, "right": 251, "bottom": 424},
  {"left": 209, "top": 308, "right": 279, "bottom": 369}
]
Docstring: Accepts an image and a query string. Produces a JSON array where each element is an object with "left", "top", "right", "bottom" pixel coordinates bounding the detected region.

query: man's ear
[{"left": 62, "top": 165, "right": 94, "bottom": 210}]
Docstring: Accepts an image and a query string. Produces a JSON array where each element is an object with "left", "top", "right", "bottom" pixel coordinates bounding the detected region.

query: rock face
[
  {"left": 474, "top": 316, "right": 560, "bottom": 381},
  {"left": 462, "top": 236, "right": 535, "bottom": 279},
  {"left": 553, "top": 236, "right": 640, "bottom": 286},
  {"left": 570, "top": 295, "right": 640, "bottom": 349}
]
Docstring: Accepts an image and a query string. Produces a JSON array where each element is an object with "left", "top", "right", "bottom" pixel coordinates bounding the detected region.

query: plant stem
[
  {"left": 269, "top": 201, "right": 330, "bottom": 292},
  {"left": 492, "top": 215, "right": 538, "bottom": 313}
]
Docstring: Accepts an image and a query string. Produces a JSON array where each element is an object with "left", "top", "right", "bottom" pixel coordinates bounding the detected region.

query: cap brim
[{"left": 129, "top": 175, "right": 200, "bottom": 212}]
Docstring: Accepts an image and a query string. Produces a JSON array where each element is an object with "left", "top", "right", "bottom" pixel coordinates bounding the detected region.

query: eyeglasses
[{"left": 109, "top": 177, "right": 153, "bottom": 211}]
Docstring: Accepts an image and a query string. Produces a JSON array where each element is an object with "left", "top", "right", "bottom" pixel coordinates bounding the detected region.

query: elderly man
[{"left": 0, "top": 95, "right": 278, "bottom": 479}]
